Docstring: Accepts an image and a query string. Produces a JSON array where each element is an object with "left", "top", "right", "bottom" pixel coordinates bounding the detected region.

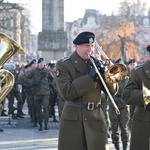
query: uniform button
[{"left": 84, "top": 119, "right": 87, "bottom": 122}]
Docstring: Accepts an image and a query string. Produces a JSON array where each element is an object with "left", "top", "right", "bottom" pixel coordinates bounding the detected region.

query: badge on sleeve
[{"left": 56, "top": 69, "right": 60, "bottom": 77}]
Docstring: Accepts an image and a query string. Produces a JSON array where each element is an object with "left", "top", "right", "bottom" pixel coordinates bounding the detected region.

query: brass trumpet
[{"left": 0, "top": 32, "right": 25, "bottom": 103}]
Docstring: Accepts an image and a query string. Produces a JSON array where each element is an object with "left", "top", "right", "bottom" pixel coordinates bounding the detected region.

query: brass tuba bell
[{"left": 0, "top": 32, "right": 25, "bottom": 103}]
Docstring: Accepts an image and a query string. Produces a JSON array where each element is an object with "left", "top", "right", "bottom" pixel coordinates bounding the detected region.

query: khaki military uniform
[
  {"left": 122, "top": 60, "right": 150, "bottom": 150},
  {"left": 56, "top": 51, "right": 118, "bottom": 150},
  {"left": 109, "top": 76, "right": 129, "bottom": 149},
  {"left": 18, "top": 70, "right": 35, "bottom": 120},
  {"left": 26, "top": 67, "right": 53, "bottom": 127},
  {"left": 7, "top": 70, "right": 23, "bottom": 117}
]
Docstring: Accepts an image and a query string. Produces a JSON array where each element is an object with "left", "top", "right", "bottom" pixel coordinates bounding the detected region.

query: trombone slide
[{"left": 88, "top": 54, "right": 120, "bottom": 115}]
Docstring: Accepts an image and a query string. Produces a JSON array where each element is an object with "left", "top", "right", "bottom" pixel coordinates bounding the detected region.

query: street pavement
[{"left": 0, "top": 101, "right": 129, "bottom": 150}]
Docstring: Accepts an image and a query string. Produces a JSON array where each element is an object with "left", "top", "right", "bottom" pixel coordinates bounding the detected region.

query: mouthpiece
[{"left": 87, "top": 53, "right": 92, "bottom": 58}]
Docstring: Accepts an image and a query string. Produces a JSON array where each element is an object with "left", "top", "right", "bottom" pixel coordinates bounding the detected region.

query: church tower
[{"left": 38, "top": 0, "right": 67, "bottom": 62}]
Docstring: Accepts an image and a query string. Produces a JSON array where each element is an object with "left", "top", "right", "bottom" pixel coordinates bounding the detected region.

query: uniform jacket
[
  {"left": 24, "top": 67, "right": 53, "bottom": 95},
  {"left": 56, "top": 51, "right": 118, "bottom": 150},
  {"left": 122, "top": 60, "right": 150, "bottom": 150},
  {"left": 9, "top": 70, "right": 21, "bottom": 94}
]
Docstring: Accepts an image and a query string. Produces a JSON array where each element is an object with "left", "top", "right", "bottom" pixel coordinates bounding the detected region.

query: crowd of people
[
  {"left": 0, "top": 31, "right": 150, "bottom": 150},
  {"left": 0, "top": 58, "right": 59, "bottom": 131}
]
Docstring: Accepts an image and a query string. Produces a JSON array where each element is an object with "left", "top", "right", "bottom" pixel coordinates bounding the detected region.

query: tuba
[{"left": 0, "top": 32, "right": 25, "bottom": 103}]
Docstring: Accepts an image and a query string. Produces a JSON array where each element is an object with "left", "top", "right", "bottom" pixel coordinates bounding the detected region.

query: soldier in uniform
[
  {"left": 25, "top": 58, "right": 53, "bottom": 131},
  {"left": 18, "top": 63, "right": 34, "bottom": 122},
  {"left": 56, "top": 31, "right": 118, "bottom": 150},
  {"left": 122, "top": 45, "right": 150, "bottom": 150},
  {"left": 6, "top": 63, "right": 24, "bottom": 119},
  {"left": 126, "top": 59, "right": 137, "bottom": 130},
  {"left": 109, "top": 59, "right": 129, "bottom": 150},
  {"left": 21, "top": 59, "right": 37, "bottom": 110},
  {"left": 47, "top": 62, "right": 58, "bottom": 122},
  {"left": 27, "top": 59, "right": 38, "bottom": 126}
]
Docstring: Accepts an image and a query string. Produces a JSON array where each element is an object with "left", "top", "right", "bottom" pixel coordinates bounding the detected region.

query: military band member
[
  {"left": 56, "top": 31, "right": 118, "bottom": 150},
  {"left": 122, "top": 45, "right": 150, "bottom": 150}
]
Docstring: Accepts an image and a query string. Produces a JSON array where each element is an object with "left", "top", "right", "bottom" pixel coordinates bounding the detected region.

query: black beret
[
  {"left": 146, "top": 45, "right": 150, "bottom": 52},
  {"left": 73, "top": 31, "right": 95, "bottom": 45},
  {"left": 115, "top": 58, "right": 122, "bottom": 64},
  {"left": 47, "top": 63, "right": 55, "bottom": 68},
  {"left": 127, "top": 59, "right": 135, "bottom": 65},
  {"left": 37, "top": 58, "right": 44, "bottom": 63},
  {"left": 30, "top": 59, "right": 36, "bottom": 65},
  {"left": 24, "top": 64, "right": 30, "bottom": 69}
]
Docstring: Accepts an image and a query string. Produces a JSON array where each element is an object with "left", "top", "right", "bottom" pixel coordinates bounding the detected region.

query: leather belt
[{"left": 65, "top": 101, "right": 101, "bottom": 111}]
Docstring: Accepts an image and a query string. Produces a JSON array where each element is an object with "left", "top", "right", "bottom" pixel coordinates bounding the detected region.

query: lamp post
[{"left": 118, "top": 35, "right": 127, "bottom": 63}]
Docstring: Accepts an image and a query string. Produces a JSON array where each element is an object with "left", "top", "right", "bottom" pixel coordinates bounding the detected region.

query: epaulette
[
  {"left": 59, "top": 56, "right": 70, "bottom": 62},
  {"left": 134, "top": 64, "right": 142, "bottom": 71}
]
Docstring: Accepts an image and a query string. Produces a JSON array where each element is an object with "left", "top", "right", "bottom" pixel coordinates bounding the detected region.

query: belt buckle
[{"left": 87, "top": 102, "right": 94, "bottom": 110}]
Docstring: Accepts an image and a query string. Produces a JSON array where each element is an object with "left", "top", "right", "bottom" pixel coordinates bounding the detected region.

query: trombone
[
  {"left": 94, "top": 41, "right": 128, "bottom": 84},
  {"left": 88, "top": 41, "right": 128, "bottom": 114},
  {"left": 88, "top": 54, "right": 120, "bottom": 115}
]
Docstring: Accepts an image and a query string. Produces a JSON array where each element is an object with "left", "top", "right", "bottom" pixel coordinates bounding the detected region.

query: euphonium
[
  {"left": 94, "top": 41, "right": 128, "bottom": 84},
  {"left": 0, "top": 32, "right": 25, "bottom": 103}
]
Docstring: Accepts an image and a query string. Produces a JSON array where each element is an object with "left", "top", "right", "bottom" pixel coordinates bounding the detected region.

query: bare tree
[
  {"left": 0, "top": 2, "right": 31, "bottom": 33},
  {"left": 117, "top": 0, "right": 147, "bottom": 16}
]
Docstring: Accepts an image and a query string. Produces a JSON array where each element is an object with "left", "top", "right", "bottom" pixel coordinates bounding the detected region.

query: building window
[
  {"left": 143, "top": 18, "right": 149, "bottom": 27},
  {"left": 144, "top": 32, "right": 149, "bottom": 41}
]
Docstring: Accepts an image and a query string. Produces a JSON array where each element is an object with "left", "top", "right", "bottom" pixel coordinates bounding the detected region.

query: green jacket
[
  {"left": 56, "top": 51, "right": 118, "bottom": 150},
  {"left": 122, "top": 60, "right": 150, "bottom": 150}
]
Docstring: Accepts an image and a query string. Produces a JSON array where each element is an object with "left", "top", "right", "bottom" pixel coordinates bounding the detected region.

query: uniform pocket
[{"left": 61, "top": 105, "right": 78, "bottom": 121}]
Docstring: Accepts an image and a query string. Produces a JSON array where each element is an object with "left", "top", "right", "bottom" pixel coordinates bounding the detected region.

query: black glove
[
  {"left": 114, "top": 97, "right": 124, "bottom": 104},
  {"left": 89, "top": 67, "right": 97, "bottom": 80},
  {"left": 91, "top": 57, "right": 105, "bottom": 74}
]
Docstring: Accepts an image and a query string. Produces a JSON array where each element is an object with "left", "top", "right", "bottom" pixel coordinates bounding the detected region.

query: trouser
[
  {"left": 34, "top": 95, "right": 49, "bottom": 123},
  {"left": 27, "top": 95, "right": 35, "bottom": 119},
  {"left": 7, "top": 92, "right": 23, "bottom": 115},
  {"left": 109, "top": 106, "right": 129, "bottom": 143}
]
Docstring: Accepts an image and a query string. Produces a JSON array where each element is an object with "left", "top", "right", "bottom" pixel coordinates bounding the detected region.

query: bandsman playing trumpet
[
  {"left": 55, "top": 31, "right": 119, "bottom": 150},
  {"left": 122, "top": 45, "right": 150, "bottom": 150}
]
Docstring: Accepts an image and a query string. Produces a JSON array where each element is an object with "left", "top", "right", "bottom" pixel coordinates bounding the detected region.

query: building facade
[
  {"left": 66, "top": 9, "right": 150, "bottom": 63},
  {"left": 0, "top": 2, "right": 32, "bottom": 63}
]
